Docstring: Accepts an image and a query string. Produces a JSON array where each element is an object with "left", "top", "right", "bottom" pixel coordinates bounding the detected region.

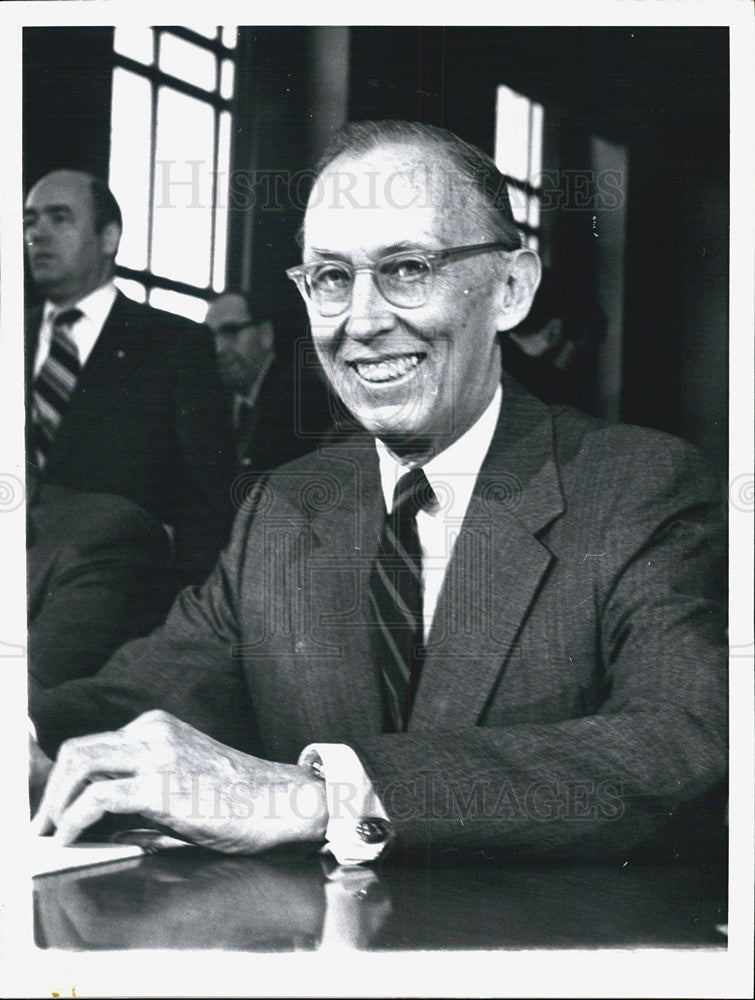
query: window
[
  {"left": 494, "top": 85, "right": 543, "bottom": 253},
  {"left": 109, "top": 26, "right": 237, "bottom": 321}
]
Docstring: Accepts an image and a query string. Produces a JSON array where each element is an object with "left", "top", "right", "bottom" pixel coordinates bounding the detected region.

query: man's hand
[
  {"left": 29, "top": 735, "right": 54, "bottom": 815},
  {"left": 31, "top": 710, "right": 329, "bottom": 853}
]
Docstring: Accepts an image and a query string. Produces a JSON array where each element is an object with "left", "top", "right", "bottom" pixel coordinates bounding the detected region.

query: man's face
[
  {"left": 301, "top": 144, "right": 515, "bottom": 456},
  {"left": 24, "top": 171, "right": 117, "bottom": 305},
  {"left": 205, "top": 294, "right": 271, "bottom": 394}
]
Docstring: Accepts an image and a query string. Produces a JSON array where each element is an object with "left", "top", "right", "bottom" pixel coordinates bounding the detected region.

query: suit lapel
[
  {"left": 24, "top": 307, "right": 42, "bottom": 457},
  {"left": 41, "top": 292, "right": 133, "bottom": 474},
  {"left": 236, "top": 399, "right": 260, "bottom": 464},
  {"left": 412, "top": 375, "right": 564, "bottom": 728},
  {"left": 294, "top": 438, "right": 386, "bottom": 743},
  {"left": 235, "top": 366, "right": 272, "bottom": 465},
  {"left": 24, "top": 306, "right": 41, "bottom": 389}
]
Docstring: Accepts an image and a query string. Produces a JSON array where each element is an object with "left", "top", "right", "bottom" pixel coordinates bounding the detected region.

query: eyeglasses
[
  {"left": 209, "top": 321, "right": 255, "bottom": 336},
  {"left": 286, "top": 241, "right": 512, "bottom": 316}
]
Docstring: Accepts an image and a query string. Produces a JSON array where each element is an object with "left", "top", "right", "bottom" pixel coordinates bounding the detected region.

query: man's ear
[
  {"left": 495, "top": 249, "right": 542, "bottom": 332},
  {"left": 100, "top": 221, "right": 122, "bottom": 259}
]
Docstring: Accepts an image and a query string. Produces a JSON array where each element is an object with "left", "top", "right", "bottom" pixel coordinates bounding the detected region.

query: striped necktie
[
  {"left": 370, "top": 467, "right": 438, "bottom": 732},
  {"left": 32, "top": 308, "right": 83, "bottom": 467}
]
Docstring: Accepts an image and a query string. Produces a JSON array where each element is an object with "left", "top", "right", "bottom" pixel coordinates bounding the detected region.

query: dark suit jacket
[
  {"left": 25, "top": 291, "right": 236, "bottom": 584},
  {"left": 233, "top": 358, "right": 333, "bottom": 475},
  {"left": 31, "top": 374, "right": 727, "bottom": 861},
  {"left": 28, "top": 482, "right": 178, "bottom": 688}
]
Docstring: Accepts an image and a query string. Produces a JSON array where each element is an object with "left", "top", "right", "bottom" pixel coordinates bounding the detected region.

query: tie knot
[
  {"left": 52, "top": 307, "right": 83, "bottom": 329},
  {"left": 392, "top": 467, "right": 437, "bottom": 517}
]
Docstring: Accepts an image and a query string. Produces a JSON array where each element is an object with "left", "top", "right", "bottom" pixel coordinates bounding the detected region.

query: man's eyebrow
[
  {"left": 216, "top": 320, "right": 251, "bottom": 333},
  {"left": 25, "top": 203, "right": 74, "bottom": 217},
  {"left": 308, "top": 246, "right": 348, "bottom": 260},
  {"left": 308, "top": 240, "right": 436, "bottom": 260}
]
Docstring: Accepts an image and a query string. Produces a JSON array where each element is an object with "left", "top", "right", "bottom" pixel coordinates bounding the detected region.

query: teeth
[{"left": 354, "top": 355, "right": 422, "bottom": 383}]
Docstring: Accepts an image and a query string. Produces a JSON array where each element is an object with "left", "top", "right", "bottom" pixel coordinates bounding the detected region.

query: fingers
[
  {"left": 31, "top": 731, "right": 139, "bottom": 838},
  {"left": 31, "top": 712, "right": 194, "bottom": 841},
  {"left": 30, "top": 808, "right": 54, "bottom": 837},
  {"left": 29, "top": 710, "right": 328, "bottom": 855},
  {"left": 51, "top": 776, "right": 146, "bottom": 845}
]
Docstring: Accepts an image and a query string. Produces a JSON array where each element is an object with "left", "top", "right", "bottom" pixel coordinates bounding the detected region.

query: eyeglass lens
[{"left": 307, "top": 254, "right": 433, "bottom": 314}]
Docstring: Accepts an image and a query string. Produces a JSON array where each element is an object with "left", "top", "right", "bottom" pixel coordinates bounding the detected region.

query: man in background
[
  {"left": 24, "top": 170, "right": 236, "bottom": 585},
  {"left": 205, "top": 290, "right": 332, "bottom": 475},
  {"left": 501, "top": 268, "right": 606, "bottom": 411}
]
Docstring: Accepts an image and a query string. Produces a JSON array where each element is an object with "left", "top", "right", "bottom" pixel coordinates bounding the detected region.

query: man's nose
[
  {"left": 343, "top": 270, "right": 395, "bottom": 340},
  {"left": 25, "top": 218, "right": 48, "bottom": 245},
  {"left": 212, "top": 332, "right": 233, "bottom": 353}
]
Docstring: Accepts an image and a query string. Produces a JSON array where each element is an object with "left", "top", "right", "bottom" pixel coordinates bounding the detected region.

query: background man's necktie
[
  {"left": 370, "top": 467, "right": 437, "bottom": 731},
  {"left": 32, "top": 308, "right": 83, "bottom": 468}
]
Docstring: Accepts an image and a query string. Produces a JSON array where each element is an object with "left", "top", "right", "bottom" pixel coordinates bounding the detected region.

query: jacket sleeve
[
  {"left": 350, "top": 440, "right": 727, "bottom": 860},
  {"left": 30, "top": 497, "right": 260, "bottom": 760},
  {"left": 29, "top": 507, "right": 178, "bottom": 688}
]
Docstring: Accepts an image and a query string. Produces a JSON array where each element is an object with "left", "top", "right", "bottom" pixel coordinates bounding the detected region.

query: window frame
[
  {"left": 494, "top": 84, "right": 547, "bottom": 258},
  {"left": 109, "top": 26, "right": 237, "bottom": 316}
]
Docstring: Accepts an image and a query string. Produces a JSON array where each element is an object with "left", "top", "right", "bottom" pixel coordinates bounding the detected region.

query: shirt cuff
[{"left": 298, "top": 743, "right": 392, "bottom": 866}]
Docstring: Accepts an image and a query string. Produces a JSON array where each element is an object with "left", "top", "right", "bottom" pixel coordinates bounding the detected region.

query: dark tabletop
[{"left": 33, "top": 845, "right": 728, "bottom": 952}]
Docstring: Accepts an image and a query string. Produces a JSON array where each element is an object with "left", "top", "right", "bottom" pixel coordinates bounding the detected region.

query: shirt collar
[
  {"left": 375, "top": 383, "right": 502, "bottom": 513},
  {"left": 43, "top": 280, "right": 117, "bottom": 328},
  {"left": 234, "top": 351, "right": 275, "bottom": 408}
]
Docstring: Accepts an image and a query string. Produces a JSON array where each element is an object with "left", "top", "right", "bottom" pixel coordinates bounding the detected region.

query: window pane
[
  {"left": 114, "top": 26, "right": 154, "bottom": 64},
  {"left": 115, "top": 277, "right": 147, "bottom": 303},
  {"left": 212, "top": 110, "right": 232, "bottom": 291},
  {"left": 508, "top": 183, "right": 528, "bottom": 225},
  {"left": 221, "top": 26, "right": 237, "bottom": 49},
  {"left": 149, "top": 287, "right": 208, "bottom": 322},
  {"left": 186, "top": 25, "right": 219, "bottom": 41},
  {"left": 527, "top": 195, "right": 541, "bottom": 229},
  {"left": 110, "top": 68, "right": 152, "bottom": 271},
  {"left": 220, "top": 59, "right": 235, "bottom": 100},
  {"left": 159, "top": 32, "right": 216, "bottom": 91},
  {"left": 495, "top": 85, "right": 530, "bottom": 182},
  {"left": 151, "top": 87, "right": 214, "bottom": 287},
  {"left": 529, "top": 102, "right": 544, "bottom": 186}
]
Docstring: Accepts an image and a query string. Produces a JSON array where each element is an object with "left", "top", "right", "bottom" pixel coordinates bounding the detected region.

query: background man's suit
[
  {"left": 31, "top": 374, "right": 727, "bottom": 860},
  {"left": 25, "top": 291, "right": 236, "bottom": 584},
  {"left": 28, "top": 481, "right": 178, "bottom": 688},
  {"left": 233, "top": 357, "right": 333, "bottom": 474}
]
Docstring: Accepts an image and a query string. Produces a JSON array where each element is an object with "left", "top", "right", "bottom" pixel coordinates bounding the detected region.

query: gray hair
[{"left": 310, "top": 119, "right": 522, "bottom": 249}]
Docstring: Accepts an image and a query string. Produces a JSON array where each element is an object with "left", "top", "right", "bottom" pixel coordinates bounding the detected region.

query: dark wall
[
  {"left": 226, "top": 27, "right": 345, "bottom": 352},
  {"left": 348, "top": 27, "right": 729, "bottom": 479},
  {"left": 23, "top": 27, "right": 115, "bottom": 306},
  {"left": 226, "top": 28, "right": 312, "bottom": 329},
  {"left": 23, "top": 26, "right": 114, "bottom": 190}
]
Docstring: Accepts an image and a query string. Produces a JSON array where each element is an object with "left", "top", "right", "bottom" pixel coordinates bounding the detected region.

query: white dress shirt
[
  {"left": 299, "top": 384, "right": 503, "bottom": 865},
  {"left": 375, "top": 384, "right": 502, "bottom": 640},
  {"left": 33, "top": 281, "right": 118, "bottom": 376}
]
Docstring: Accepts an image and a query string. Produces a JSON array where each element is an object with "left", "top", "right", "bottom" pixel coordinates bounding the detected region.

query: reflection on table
[{"left": 34, "top": 845, "right": 727, "bottom": 952}]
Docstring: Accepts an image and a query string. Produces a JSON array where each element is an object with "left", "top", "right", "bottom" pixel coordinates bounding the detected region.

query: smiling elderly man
[{"left": 31, "top": 121, "right": 726, "bottom": 865}]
